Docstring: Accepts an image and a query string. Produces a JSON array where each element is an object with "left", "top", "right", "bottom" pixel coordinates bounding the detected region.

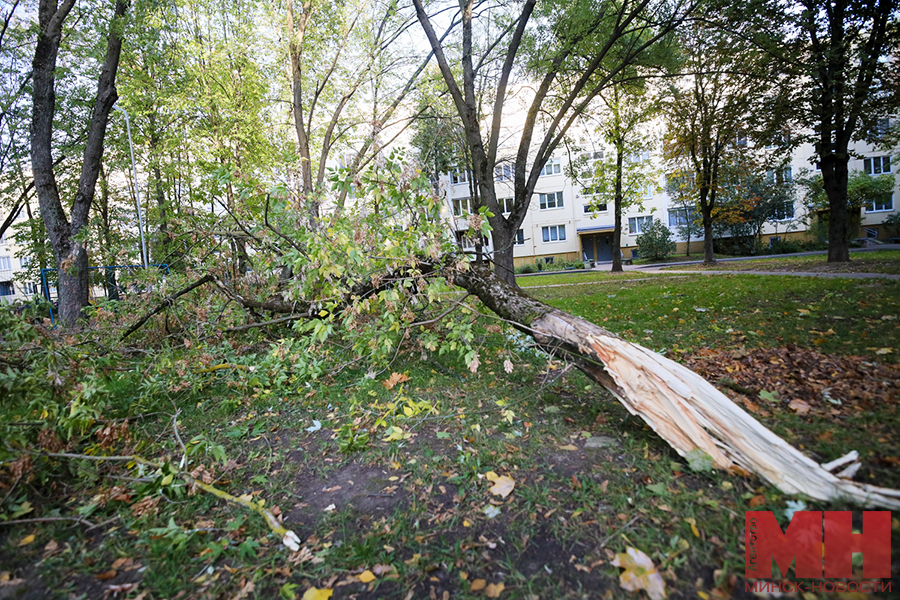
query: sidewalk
[
  {"left": 624, "top": 244, "right": 900, "bottom": 272},
  {"left": 630, "top": 268, "right": 900, "bottom": 281}
]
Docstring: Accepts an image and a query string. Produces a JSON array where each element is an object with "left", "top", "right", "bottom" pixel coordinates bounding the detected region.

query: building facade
[{"left": 441, "top": 133, "right": 898, "bottom": 267}]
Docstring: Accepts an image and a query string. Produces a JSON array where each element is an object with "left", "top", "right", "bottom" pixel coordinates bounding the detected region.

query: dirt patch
[{"left": 284, "top": 459, "right": 410, "bottom": 526}]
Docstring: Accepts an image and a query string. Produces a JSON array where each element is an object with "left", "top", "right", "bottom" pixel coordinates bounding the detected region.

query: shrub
[
  {"left": 768, "top": 239, "right": 803, "bottom": 254},
  {"left": 518, "top": 263, "right": 536, "bottom": 274},
  {"left": 636, "top": 220, "right": 676, "bottom": 261}
]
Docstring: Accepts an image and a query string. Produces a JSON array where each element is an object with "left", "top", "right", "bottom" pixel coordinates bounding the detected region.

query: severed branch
[
  {"left": 120, "top": 274, "right": 214, "bottom": 340},
  {"left": 453, "top": 265, "right": 900, "bottom": 509},
  {"left": 39, "top": 450, "right": 300, "bottom": 551},
  {"left": 225, "top": 314, "right": 307, "bottom": 333}
]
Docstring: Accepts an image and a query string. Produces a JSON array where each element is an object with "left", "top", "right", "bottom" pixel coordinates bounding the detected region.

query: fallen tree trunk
[{"left": 455, "top": 265, "right": 900, "bottom": 509}]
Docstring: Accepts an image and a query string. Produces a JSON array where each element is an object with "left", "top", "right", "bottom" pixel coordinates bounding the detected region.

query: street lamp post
[{"left": 113, "top": 104, "right": 148, "bottom": 269}]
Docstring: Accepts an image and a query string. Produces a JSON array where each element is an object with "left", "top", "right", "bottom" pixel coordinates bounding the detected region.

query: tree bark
[
  {"left": 454, "top": 265, "right": 900, "bottom": 508},
  {"left": 699, "top": 186, "right": 715, "bottom": 264},
  {"left": 611, "top": 149, "right": 624, "bottom": 272},
  {"left": 30, "top": 0, "right": 128, "bottom": 326}
]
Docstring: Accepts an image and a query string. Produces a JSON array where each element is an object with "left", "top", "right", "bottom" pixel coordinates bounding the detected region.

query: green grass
[
  {"left": 518, "top": 270, "right": 685, "bottom": 288},
  {"left": 2, "top": 272, "right": 899, "bottom": 599},
  {"left": 528, "top": 272, "right": 900, "bottom": 360}
]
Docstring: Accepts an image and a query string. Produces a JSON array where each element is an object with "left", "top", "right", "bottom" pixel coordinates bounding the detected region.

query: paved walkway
[
  {"left": 629, "top": 268, "right": 900, "bottom": 281},
  {"left": 626, "top": 244, "right": 900, "bottom": 271},
  {"left": 516, "top": 246, "right": 900, "bottom": 283}
]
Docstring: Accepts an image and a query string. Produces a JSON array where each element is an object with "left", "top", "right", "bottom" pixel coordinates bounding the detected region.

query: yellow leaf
[
  {"left": 463, "top": 519, "right": 472, "bottom": 527},
  {"left": 18, "top": 534, "right": 35, "bottom": 546},
  {"left": 697, "top": 592, "right": 710, "bottom": 600},
  {"left": 470, "top": 579, "right": 487, "bottom": 591},
  {"left": 612, "top": 547, "right": 667, "bottom": 600},
  {"left": 301, "top": 588, "right": 333, "bottom": 600},
  {"left": 558, "top": 444, "right": 578, "bottom": 451},
  {"left": 486, "top": 582, "right": 505, "bottom": 597},
  {"left": 358, "top": 570, "right": 376, "bottom": 583},
  {"left": 876, "top": 348, "right": 892, "bottom": 355},
  {"left": 487, "top": 474, "right": 515, "bottom": 499}
]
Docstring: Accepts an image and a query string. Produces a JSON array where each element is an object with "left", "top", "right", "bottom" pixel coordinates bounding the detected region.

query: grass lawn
[
  {"left": 668, "top": 249, "right": 900, "bottom": 274},
  {"left": 1, "top": 273, "right": 898, "bottom": 599},
  {"left": 517, "top": 270, "right": 687, "bottom": 288}
]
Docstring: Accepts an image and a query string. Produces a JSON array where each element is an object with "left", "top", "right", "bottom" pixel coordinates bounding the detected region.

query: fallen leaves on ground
[
  {"left": 301, "top": 587, "right": 333, "bottom": 600},
  {"left": 612, "top": 547, "right": 667, "bottom": 600},
  {"left": 383, "top": 372, "right": 410, "bottom": 389},
  {"left": 683, "top": 346, "right": 899, "bottom": 419},
  {"left": 357, "top": 570, "right": 376, "bottom": 583},
  {"left": 484, "top": 471, "right": 515, "bottom": 498},
  {"left": 486, "top": 582, "right": 505, "bottom": 597}
]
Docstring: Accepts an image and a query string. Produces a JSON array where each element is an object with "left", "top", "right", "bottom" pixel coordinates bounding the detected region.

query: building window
[
  {"left": 583, "top": 203, "right": 608, "bottom": 214},
  {"left": 499, "top": 197, "right": 514, "bottom": 214},
  {"left": 19, "top": 256, "right": 30, "bottom": 268},
  {"left": 494, "top": 164, "right": 513, "bottom": 181},
  {"left": 772, "top": 200, "right": 795, "bottom": 220},
  {"left": 668, "top": 208, "right": 696, "bottom": 228},
  {"left": 0, "top": 256, "right": 11, "bottom": 270},
  {"left": 543, "top": 257, "right": 555, "bottom": 265},
  {"left": 628, "top": 216, "right": 654, "bottom": 235},
  {"left": 864, "top": 156, "right": 891, "bottom": 175},
  {"left": 872, "top": 117, "right": 891, "bottom": 138},
  {"left": 866, "top": 194, "right": 894, "bottom": 213},
  {"left": 539, "top": 191, "right": 564, "bottom": 210},
  {"left": 766, "top": 167, "right": 793, "bottom": 184},
  {"left": 513, "top": 229, "right": 525, "bottom": 245},
  {"left": 450, "top": 171, "right": 468, "bottom": 185},
  {"left": 643, "top": 184, "right": 654, "bottom": 199},
  {"left": 0, "top": 282, "right": 13, "bottom": 296},
  {"left": 541, "top": 225, "right": 566, "bottom": 243},
  {"left": 627, "top": 150, "right": 650, "bottom": 164},
  {"left": 540, "top": 158, "right": 561, "bottom": 176},
  {"left": 579, "top": 151, "right": 604, "bottom": 179},
  {"left": 452, "top": 197, "right": 471, "bottom": 217}
]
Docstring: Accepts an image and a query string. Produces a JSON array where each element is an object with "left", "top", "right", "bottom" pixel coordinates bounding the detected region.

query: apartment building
[
  {"left": 0, "top": 210, "right": 40, "bottom": 304},
  {"left": 441, "top": 134, "right": 899, "bottom": 267}
]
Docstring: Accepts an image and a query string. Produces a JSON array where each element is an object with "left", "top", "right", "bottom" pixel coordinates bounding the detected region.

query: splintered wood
[
  {"left": 455, "top": 266, "right": 900, "bottom": 509},
  {"left": 530, "top": 310, "right": 900, "bottom": 509}
]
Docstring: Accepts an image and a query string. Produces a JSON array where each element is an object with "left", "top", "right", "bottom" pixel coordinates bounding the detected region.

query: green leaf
[
  {"left": 646, "top": 482, "right": 667, "bottom": 495},
  {"left": 758, "top": 390, "right": 780, "bottom": 403},
  {"left": 684, "top": 449, "right": 713, "bottom": 473}
]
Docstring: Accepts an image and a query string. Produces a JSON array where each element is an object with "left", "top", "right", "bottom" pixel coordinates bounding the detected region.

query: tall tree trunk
[
  {"left": 30, "top": 0, "right": 128, "bottom": 326},
  {"left": 699, "top": 187, "right": 715, "bottom": 264},
  {"left": 286, "top": 0, "right": 316, "bottom": 226},
  {"left": 148, "top": 113, "right": 170, "bottom": 264},
  {"left": 97, "top": 163, "right": 119, "bottom": 300},
  {"left": 611, "top": 149, "right": 624, "bottom": 272},
  {"left": 822, "top": 155, "right": 851, "bottom": 262}
]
